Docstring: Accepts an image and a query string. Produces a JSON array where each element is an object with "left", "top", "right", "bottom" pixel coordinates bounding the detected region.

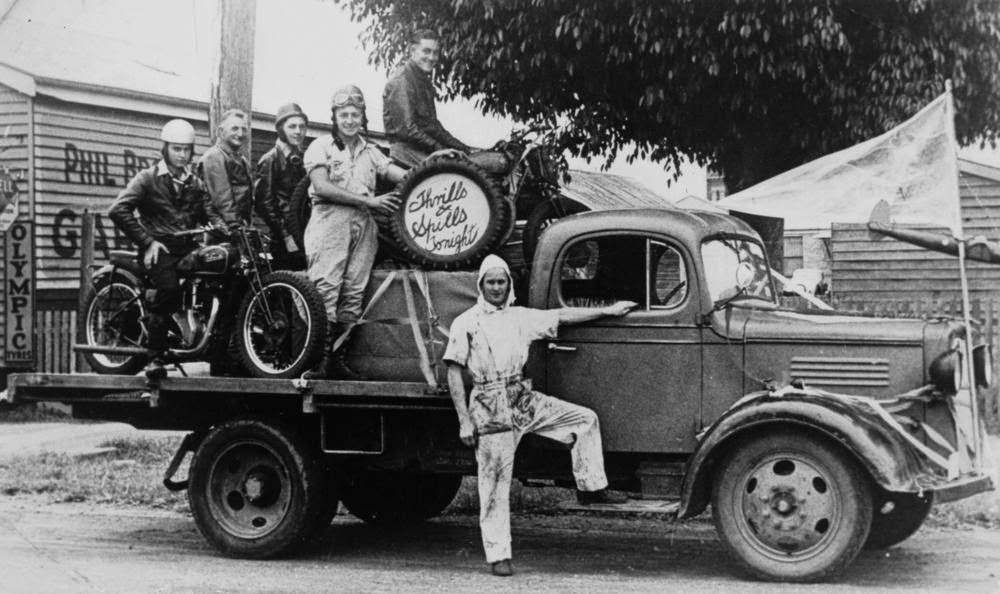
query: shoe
[
  {"left": 490, "top": 559, "right": 513, "bottom": 577},
  {"left": 329, "top": 351, "right": 363, "bottom": 380},
  {"left": 144, "top": 357, "right": 167, "bottom": 381},
  {"left": 576, "top": 488, "right": 628, "bottom": 505},
  {"left": 302, "top": 321, "right": 338, "bottom": 380}
]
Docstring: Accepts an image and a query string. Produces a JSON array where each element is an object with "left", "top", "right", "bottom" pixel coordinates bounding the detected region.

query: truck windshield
[{"left": 702, "top": 238, "right": 775, "bottom": 305}]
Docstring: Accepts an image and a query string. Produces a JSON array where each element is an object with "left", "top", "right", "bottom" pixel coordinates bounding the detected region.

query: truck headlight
[
  {"left": 929, "top": 340, "right": 964, "bottom": 394},
  {"left": 973, "top": 344, "right": 993, "bottom": 388}
]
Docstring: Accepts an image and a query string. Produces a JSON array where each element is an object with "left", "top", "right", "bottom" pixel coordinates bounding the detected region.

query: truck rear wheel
[
  {"left": 339, "top": 471, "right": 462, "bottom": 525},
  {"left": 865, "top": 491, "right": 933, "bottom": 549},
  {"left": 188, "top": 418, "right": 326, "bottom": 558},
  {"left": 711, "top": 431, "right": 872, "bottom": 582}
]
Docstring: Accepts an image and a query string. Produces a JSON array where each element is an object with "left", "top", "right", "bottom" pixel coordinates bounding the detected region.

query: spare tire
[{"left": 386, "top": 156, "right": 509, "bottom": 270}]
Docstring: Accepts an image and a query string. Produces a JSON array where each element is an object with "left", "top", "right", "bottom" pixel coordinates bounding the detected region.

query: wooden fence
[{"left": 36, "top": 308, "right": 79, "bottom": 374}]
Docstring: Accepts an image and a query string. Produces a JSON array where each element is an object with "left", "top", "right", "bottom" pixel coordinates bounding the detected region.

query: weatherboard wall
[
  {"left": 30, "top": 95, "right": 288, "bottom": 302},
  {"left": 831, "top": 168, "right": 1000, "bottom": 303}
]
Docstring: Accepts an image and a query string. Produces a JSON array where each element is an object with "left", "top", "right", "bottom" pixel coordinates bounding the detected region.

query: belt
[{"left": 474, "top": 375, "right": 523, "bottom": 392}]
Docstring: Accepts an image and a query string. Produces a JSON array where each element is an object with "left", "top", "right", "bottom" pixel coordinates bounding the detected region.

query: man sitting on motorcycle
[
  {"left": 108, "top": 119, "right": 227, "bottom": 380},
  {"left": 383, "top": 29, "right": 509, "bottom": 175}
]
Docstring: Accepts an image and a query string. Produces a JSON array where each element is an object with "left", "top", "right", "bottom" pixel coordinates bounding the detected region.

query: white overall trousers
[{"left": 469, "top": 320, "right": 608, "bottom": 563}]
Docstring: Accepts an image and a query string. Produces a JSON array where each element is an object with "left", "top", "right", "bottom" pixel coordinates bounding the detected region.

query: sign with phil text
[
  {"left": 403, "top": 173, "right": 490, "bottom": 256},
  {"left": 5, "top": 221, "right": 35, "bottom": 366}
]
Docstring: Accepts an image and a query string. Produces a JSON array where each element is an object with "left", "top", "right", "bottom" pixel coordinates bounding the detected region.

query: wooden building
[
  {"left": 831, "top": 159, "right": 1000, "bottom": 306},
  {"left": 0, "top": 63, "right": 335, "bottom": 376}
]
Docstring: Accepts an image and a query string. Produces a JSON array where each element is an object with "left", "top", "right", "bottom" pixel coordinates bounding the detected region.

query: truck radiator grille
[{"left": 789, "top": 357, "right": 890, "bottom": 388}]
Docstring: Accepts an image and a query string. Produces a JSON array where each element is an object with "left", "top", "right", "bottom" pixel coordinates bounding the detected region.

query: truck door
[{"left": 543, "top": 233, "right": 702, "bottom": 453}]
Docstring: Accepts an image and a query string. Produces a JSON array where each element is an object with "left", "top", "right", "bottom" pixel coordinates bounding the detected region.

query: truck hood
[{"left": 725, "top": 304, "right": 930, "bottom": 344}]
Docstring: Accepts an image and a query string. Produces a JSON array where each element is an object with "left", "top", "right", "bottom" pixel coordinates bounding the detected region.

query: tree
[{"left": 338, "top": 0, "right": 1000, "bottom": 191}]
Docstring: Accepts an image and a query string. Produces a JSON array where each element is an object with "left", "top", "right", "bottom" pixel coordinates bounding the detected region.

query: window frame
[{"left": 554, "top": 232, "right": 691, "bottom": 312}]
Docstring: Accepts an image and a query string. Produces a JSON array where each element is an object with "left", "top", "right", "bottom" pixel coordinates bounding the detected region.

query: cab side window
[{"left": 558, "top": 235, "right": 688, "bottom": 310}]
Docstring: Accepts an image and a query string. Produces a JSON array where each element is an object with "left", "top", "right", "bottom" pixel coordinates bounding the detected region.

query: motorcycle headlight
[
  {"left": 973, "top": 343, "right": 993, "bottom": 388},
  {"left": 929, "top": 339, "right": 964, "bottom": 394}
]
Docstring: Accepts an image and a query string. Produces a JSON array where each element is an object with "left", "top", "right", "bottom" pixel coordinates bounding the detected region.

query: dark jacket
[
  {"left": 383, "top": 60, "right": 469, "bottom": 153},
  {"left": 254, "top": 141, "right": 306, "bottom": 241},
  {"left": 109, "top": 161, "right": 225, "bottom": 254},
  {"left": 198, "top": 144, "right": 254, "bottom": 225}
]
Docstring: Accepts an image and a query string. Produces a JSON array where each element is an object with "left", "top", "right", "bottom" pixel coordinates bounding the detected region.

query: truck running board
[
  {"left": 558, "top": 499, "right": 680, "bottom": 516},
  {"left": 74, "top": 344, "right": 148, "bottom": 356}
]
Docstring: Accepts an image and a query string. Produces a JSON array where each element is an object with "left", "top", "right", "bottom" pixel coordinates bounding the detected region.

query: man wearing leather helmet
[
  {"left": 255, "top": 102, "right": 309, "bottom": 269},
  {"left": 108, "top": 119, "right": 226, "bottom": 380},
  {"left": 301, "top": 85, "right": 407, "bottom": 379}
]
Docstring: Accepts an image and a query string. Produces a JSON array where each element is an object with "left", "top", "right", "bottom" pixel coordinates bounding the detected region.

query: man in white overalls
[{"left": 444, "top": 255, "right": 636, "bottom": 577}]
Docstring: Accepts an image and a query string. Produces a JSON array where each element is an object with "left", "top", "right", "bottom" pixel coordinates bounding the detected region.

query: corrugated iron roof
[{"left": 561, "top": 169, "right": 675, "bottom": 211}]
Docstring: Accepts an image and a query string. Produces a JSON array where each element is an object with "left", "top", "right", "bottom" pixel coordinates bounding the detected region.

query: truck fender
[{"left": 677, "top": 390, "right": 940, "bottom": 518}]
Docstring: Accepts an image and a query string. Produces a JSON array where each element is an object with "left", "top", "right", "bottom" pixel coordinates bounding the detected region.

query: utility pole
[{"left": 208, "top": 0, "right": 257, "bottom": 160}]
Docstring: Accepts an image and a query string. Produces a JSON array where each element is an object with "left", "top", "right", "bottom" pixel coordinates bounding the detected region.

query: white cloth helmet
[{"left": 160, "top": 119, "right": 196, "bottom": 144}]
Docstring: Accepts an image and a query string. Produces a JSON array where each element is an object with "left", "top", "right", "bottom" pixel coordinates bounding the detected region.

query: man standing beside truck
[
  {"left": 109, "top": 119, "right": 226, "bottom": 380},
  {"left": 444, "top": 254, "right": 635, "bottom": 577}
]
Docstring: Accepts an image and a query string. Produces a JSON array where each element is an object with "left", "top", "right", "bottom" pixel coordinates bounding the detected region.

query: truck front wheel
[
  {"left": 188, "top": 418, "right": 326, "bottom": 558},
  {"left": 339, "top": 471, "right": 462, "bottom": 525},
  {"left": 711, "top": 431, "right": 873, "bottom": 582}
]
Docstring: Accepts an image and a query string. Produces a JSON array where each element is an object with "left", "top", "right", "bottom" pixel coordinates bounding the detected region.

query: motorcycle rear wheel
[
  {"left": 80, "top": 276, "right": 148, "bottom": 375},
  {"left": 235, "top": 271, "right": 327, "bottom": 379}
]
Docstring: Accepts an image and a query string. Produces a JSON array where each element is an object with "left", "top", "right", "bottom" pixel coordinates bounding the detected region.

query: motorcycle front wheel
[{"left": 235, "top": 270, "right": 327, "bottom": 379}]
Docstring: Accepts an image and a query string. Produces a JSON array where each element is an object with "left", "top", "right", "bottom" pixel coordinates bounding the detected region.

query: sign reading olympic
[{"left": 403, "top": 173, "right": 490, "bottom": 256}]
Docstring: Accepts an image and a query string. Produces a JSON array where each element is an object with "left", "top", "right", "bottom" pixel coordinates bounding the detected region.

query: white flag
[{"left": 719, "top": 91, "right": 962, "bottom": 236}]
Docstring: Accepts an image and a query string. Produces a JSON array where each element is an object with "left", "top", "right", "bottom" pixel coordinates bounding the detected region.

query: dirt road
[{"left": 0, "top": 499, "right": 998, "bottom": 593}]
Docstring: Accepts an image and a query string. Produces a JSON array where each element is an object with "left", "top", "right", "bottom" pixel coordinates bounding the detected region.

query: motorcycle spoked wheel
[
  {"left": 80, "top": 275, "right": 149, "bottom": 375},
  {"left": 385, "top": 156, "right": 508, "bottom": 270},
  {"left": 235, "top": 271, "right": 327, "bottom": 379}
]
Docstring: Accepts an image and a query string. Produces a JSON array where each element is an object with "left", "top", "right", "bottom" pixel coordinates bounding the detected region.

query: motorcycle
[
  {"left": 286, "top": 123, "right": 579, "bottom": 270},
  {"left": 78, "top": 225, "right": 327, "bottom": 379}
]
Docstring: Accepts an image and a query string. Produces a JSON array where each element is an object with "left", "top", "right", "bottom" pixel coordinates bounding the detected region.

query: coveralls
[
  {"left": 443, "top": 256, "right": 609, "bottom": 563},
  {"left": 108, "top": 160, "right": 225, "bottom": 352},
  {"left": 302, "top": 134, "right": 390, "bottom": 324}
]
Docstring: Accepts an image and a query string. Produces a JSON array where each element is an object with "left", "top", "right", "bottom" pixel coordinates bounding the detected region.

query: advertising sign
[
  {"left": 5, "top": 220, "right": 35, "bottom": 366},
  {"left": 402, "top": 173, "right": 489, "bottom": 256}
]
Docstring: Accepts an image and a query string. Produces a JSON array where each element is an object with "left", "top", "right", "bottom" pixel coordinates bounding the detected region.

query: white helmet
[{"left": 160, "top": 119, "right": 196, "bottom": 144}]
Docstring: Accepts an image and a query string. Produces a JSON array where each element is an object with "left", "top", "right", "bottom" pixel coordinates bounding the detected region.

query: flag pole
[{"left": 947, "top": 79, "right": 984, "bottom": 472}]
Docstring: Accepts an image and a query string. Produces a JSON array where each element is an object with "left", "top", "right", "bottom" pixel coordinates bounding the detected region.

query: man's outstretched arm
[{"left": 557, "top": 301, "right": 636, "bottom": 326}]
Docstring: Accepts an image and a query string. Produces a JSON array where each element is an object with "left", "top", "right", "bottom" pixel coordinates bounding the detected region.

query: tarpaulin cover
[
  {"left": 344, "top": 269, "right": 478, "bottom": 385},
  {"left": 718, "top": 91, "right": 961, "bottom": 234}
]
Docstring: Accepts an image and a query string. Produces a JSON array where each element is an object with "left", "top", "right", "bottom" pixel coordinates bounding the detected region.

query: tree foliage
[{"left": 339, "top": 0, "right": 1000, "bottom": 190}]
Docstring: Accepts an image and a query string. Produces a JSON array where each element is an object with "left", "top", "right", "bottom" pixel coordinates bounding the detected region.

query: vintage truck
[{"left": 4, "top": 207, "right": 996, "bottom": 582}]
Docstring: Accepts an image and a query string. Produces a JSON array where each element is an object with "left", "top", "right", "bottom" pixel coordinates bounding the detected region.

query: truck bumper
[{"left": 930, "top": 472, "right": 996, "bottom": 504}]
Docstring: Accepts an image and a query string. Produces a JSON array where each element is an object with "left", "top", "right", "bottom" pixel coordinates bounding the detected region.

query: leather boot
[
  {"left": 302, "top": 321, "right": 337, "bottom": 380},
  {"left": 328, "top": 323, "right": 363, "bottom": 380}
]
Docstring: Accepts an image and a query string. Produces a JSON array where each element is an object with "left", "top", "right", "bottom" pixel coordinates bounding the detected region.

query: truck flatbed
[{"left": 3, "top": 372, "right": 452, "bottom": 413}]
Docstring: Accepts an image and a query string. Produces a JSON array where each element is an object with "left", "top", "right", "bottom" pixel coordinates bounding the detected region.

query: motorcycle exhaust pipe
[{"left": 74, "top": 344, "right": 148, "bottom": 355}]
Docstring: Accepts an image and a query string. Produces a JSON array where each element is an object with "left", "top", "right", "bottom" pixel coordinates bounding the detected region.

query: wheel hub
[
  {"left": 740, "top": 454, "right": 839, "bottom": 558},
  {"left": 206, "top": 442, "right": 292, "bottom": 539}
]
